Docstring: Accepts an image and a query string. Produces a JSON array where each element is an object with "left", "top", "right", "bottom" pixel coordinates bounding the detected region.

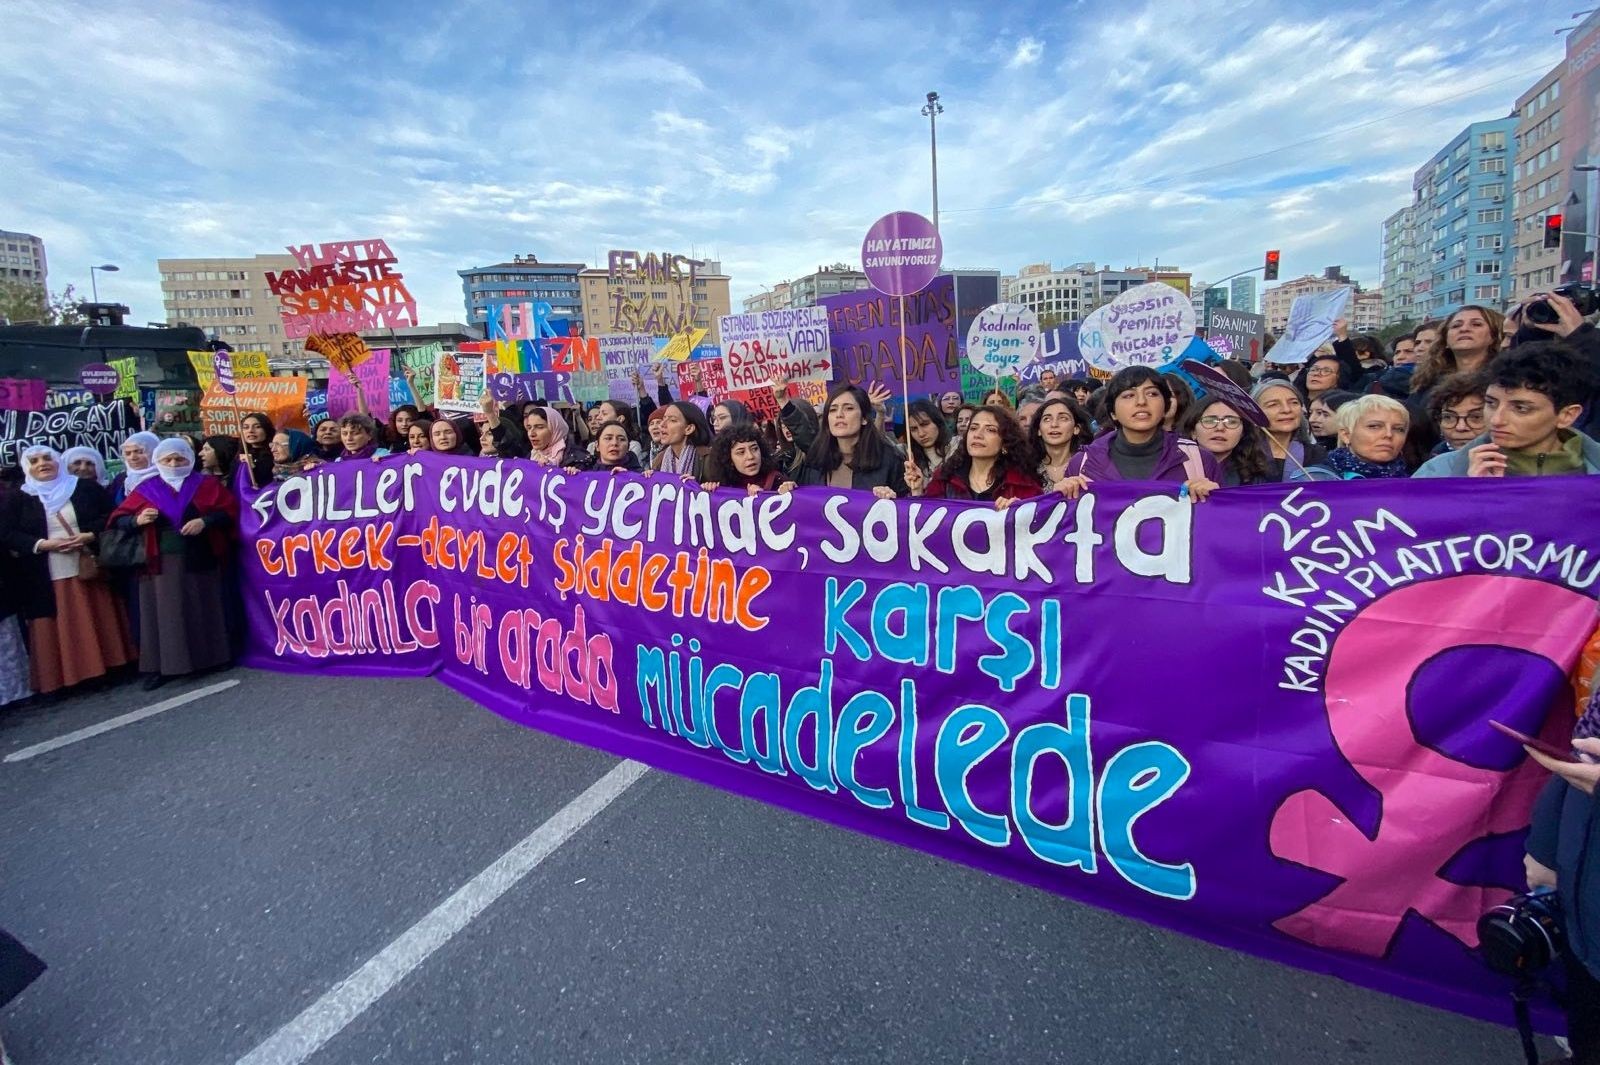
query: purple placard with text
[
  {"left": 861, "top": 210, "right": 942, "bottom": 296},
  {"left": 239, "top": 459, "right": 1600, "bottom": 1034}
]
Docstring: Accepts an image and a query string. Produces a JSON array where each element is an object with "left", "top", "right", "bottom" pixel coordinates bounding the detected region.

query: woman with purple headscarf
[{"left": 109, "top": 438, "right": 238, "bottom": 690}]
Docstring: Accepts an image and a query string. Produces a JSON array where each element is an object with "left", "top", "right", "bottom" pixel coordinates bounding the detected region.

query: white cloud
[{"left": 1009, "top": 37, "right": 1044, "bottom": 68}]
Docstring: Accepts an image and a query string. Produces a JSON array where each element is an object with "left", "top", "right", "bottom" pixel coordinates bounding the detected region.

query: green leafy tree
[{"left": 0, "top": 280, "right": 86, "bottom": 325}]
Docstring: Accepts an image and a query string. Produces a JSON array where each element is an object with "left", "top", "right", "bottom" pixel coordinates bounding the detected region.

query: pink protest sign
[
  {"left": 327, "top": 348, "right": 393, "bottom": 419},
  {"left": 0, "top": 379, "right": 47, "bottom": 412}
]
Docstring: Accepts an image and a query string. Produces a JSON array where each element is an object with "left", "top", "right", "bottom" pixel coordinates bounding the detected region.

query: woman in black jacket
[
  {"left": 793, "top": 384, "right": 913, "bottom": 498},
  {"left": 0, "top": 446, "right": 134, "bottom": 694}
]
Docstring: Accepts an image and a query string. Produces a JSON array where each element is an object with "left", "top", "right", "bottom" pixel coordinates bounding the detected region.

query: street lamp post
[
  {"left": 920, "top": 91, "right": 944, "bottom": 248},
  {"left": 89, "top": 263, "right": 119, "bottom": 302}
]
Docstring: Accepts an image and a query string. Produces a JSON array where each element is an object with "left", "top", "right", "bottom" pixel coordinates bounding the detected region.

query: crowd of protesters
[{"left": 0, "top": 289, "right": 1598, "bottom": 1059}]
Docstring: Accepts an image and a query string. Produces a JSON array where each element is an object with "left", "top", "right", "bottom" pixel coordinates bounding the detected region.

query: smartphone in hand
[{"left": 1489, "top": 720, "right": 1580, "bottom": 763}]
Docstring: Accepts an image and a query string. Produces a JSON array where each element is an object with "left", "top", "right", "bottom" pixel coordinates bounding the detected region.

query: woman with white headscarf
[
  {"left": 60, "top": 445, "right": 109, "bottom": 485},
  {"left": 0, "top": 445, "right": 134, "bottom": 696},
  {"left": 110, "top": 431, "right": 162, "bottom": 504},
  {"left": 109, "top": 438, "right": 238, "bottom": 690}
]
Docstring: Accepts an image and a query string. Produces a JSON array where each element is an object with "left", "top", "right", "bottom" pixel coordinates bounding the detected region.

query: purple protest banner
[
  {"left": 821, "top": 275, "right": 960, "bottom": 393},
  {"left": 861, "top": 211, "right": 941, "bottom": 296},
  {"left": 238, "top": 460, "right": 1600, "bottom": 1034}
]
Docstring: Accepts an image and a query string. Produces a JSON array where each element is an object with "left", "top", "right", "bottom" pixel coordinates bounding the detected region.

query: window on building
[
  {"left": 1478, "top": 158, "right": 1506, "bottom": 174},
  {"left": 1475, "top": 235, "right": 1502, "bottom": 250},
  {"left": 1479, "top": 131, "right": 1506, "bottom": 151},
  {"left": 1473, "top": 260, "right": 1500, "bottom": 275}
]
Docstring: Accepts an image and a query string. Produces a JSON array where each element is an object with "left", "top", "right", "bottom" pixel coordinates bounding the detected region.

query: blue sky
[{"left": 0, "top": 0, "right": 1576, "bottom": 325}]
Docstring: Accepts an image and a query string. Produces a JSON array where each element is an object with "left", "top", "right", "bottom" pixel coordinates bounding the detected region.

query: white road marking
[
  {"left": 3, "top": 679, "right": 241, "bottom": 763},
  {"left": 234, "top": 759, "right": 649, "bottom": 1065}
]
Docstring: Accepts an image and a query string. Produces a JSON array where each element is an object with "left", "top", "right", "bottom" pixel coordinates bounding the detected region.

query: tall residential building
[
  {"left": 1008, "top": 262, "right": 1087, "bottom": 323},
  {"left": 0, "top": 230, "right": 47, "bottom": 290},
  {"left": 158, "top": 254, "right": 301, "bottom": 361},
  {"left": 1263, "top": 269, "right": 1364, "bottom": 333},
  {"left": 1229, "top": 276, "right": 1257, "bottom": 314},
  {"left": 1381, "top": 204, "right": 1425, "bottom": 325},
  {"left": 1410, "top": 117, "right": 1516, "bottom": 319},
  {"left": 1512, "top": 66, "right": 1565, "bottom": 301},
  {"left": 1351, "top": 290, "right": 1385, "bottom": 333},
  {"left": 578, "top": 253, "right": 732, "bottom": 341},
  {"left": 458, "top": 255, "right": 585, "bottom": 331}
]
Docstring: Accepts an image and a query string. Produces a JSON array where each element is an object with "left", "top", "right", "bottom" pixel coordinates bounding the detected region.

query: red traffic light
[
  {"left": 1544, "top": 214, "right": 1563, "bottom": 250},
  {"left": 1264, "top": 249, "right": 1281, "bottom": 281}
]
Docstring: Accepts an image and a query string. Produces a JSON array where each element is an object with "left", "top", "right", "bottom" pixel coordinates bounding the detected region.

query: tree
[
  {"left": 0, "top": 280, "right": 85, "bottom": 325},
  {"left": 1376, "top": 319, "right": 1417, "bottom": 346}
]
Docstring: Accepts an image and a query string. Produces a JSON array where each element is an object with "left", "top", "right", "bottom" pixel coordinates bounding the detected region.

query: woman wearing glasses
[
  {"left": 1180, "top": 398, "right": 1273, "bottom": 487},
  {"left": 1425, "top": 372, "right": 1488, "bottom": 456}
]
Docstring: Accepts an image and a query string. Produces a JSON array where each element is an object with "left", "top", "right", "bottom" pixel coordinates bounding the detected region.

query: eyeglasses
[
  {"left": 1438, "top": 409, "right": 1485, "bottom": 427},
  {"left": 1197, "top": 415, "right": 1243, "bottom": 429}
]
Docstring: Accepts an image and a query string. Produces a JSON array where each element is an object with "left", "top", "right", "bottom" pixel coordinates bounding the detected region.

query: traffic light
[
  {"left": 1544, "top": 214, "right": 1563, "bottom": 250},
  {"left": 1264, "top": 249, "right": 1281, "bottom": 281}
]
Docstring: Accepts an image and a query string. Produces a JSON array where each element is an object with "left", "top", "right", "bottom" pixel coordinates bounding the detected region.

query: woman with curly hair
[
  {"left": 1180, "top": 397, "right": 1273, "bottom": 486},
  {"left": 1409, "top": 305, "right": 1504, "bottom": 410},
  {"left": 705, "top": 423, "right": 786, "bottom": 493},
  {"left": 904, "top": 405, "right": 1042, "bottom": 508}
]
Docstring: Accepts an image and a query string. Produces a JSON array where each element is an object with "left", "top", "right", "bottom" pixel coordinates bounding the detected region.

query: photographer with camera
[
  {"left": 1518, "top": 290, "right": 1600, "bottom": 443},
  {"left": 1522, "top": 706, "right": 1600, "bottom": 1064}
]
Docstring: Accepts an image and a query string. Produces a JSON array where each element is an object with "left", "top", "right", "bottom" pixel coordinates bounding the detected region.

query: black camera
[
  {"left": 1478, "top": 888, "right": 1565, "bottom": 975},
  {"left": 1525, "top": 283, "right": 1600, "bottom": 324}
]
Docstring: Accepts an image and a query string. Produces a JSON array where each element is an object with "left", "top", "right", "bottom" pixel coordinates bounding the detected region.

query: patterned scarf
[{"left": 1323, "top": 447, "right": 1409, "bottom": 480}]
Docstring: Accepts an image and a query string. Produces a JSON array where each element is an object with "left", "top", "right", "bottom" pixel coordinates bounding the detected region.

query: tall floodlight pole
[{"left": 921, "top": 91, "right": 944, "bottom": 263}]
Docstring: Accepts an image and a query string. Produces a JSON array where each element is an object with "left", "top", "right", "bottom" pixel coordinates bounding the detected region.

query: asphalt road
[{"left": 0, "top": 668, "right": 1553, "bottom": 1064}]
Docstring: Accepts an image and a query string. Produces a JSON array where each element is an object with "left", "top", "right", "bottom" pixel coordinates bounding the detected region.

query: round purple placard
[
  {"left": 860, "top": 211, "right": 942, "bottom": 296},
  {"left": 79, "top": 362, "right": 121, "bottom": 395}
]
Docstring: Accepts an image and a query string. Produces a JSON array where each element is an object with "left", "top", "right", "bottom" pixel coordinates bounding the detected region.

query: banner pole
[
  {"left": 898, "top": 294, "right": 911, "bottom": 454},
  {"left": 230, "top": 389, "right": 256, "bottom": 491}
]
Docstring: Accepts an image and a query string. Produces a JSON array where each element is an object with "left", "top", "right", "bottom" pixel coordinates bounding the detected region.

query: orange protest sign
[
  {"left": 305, "top": 332, "right": 373, "bottom": 375},
  {"left": 200, "top": 376, "right": 309, "bottom": 436}
]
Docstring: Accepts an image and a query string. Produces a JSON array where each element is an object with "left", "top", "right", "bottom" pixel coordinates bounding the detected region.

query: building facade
[
  {"left": 1380, "top": 204, "right": 1426, "bottom": 325},
  {"left": 1351, "top": 290, "right": 1385, "bottom": 333},
  {"left": 158, "top": 254, "right": 302, "bottom": 361},
  {"left": 458, "top": 255, "right": 585, "bottom": 331},
  {"left": 578, "top": 253, "right": 732, "bottom": 341},
  {"left": 0, "top": 230, "right": 47, "bottom": 290},
  {"left": 1008, "top": 262, "right": 1086, "bottom": 323},
  {"left": 1229, "top": 276, "right": 1257, "bottom": 315},
  {"left": 1512, "top": 66, "right": 1565, "bottom": 302},
  {"left": 1410, "top": 117, "right": 1517, "bottom": 320},
  {"left": 1081, "top": 266, "right": 1148, "bottom": 311}
]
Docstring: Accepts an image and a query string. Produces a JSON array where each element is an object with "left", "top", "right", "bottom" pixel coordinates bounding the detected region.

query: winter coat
[
  {"left": 0, "top": 478, "right": 115, "bottom": 620},
  {"left": 924, "top": 464, "right": 1042, "bottom": 501},
  {"left": 1064, "top": 431, "right": 1221, "bottom": 483},
  {"left": 1412, "top": 430, "right": 1600, "bottom": 477},
  {"left": 1527, "top": 776, "right": 1600, "bottom": 979}
]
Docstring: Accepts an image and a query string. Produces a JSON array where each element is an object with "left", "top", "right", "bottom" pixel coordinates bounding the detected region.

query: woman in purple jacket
[{"left": 1060, "top": 366, "right": 1222, "bottom": 500}]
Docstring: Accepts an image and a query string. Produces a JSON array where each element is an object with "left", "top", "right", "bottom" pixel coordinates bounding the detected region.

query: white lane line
[
  {"left": 3, "top": 679, "right": 241, "bottom": 763},
  {"left": 235, "top": 758, "right": 649, "bottom": 1065}
]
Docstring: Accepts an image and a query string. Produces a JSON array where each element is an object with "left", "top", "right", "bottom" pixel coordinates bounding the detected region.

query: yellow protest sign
[
  {"left": 657, "top": 327, "right": 707, "bottom": 363},
  {"left": 188, "top": 350, "right": 270, "bottom": 391}
]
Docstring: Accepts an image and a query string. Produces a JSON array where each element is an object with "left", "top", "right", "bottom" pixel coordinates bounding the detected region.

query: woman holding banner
[
  {"left": 585, "top": 421, "right": 644, "bottom": 474},
  {"left": 1059, "top": 367, "right": 1221, "bottom": 500},
  {"left": 705, "top": 424, "right": 785, "bottom": 493},
  {"left": 268, "top": 430, "right": 315, "bottom": 481},
  {"left": 429, "top": 418, "right": 476, "bottom": 457},
  {"left": 334, "top": 414, "right": 388, "bottom": 461},
  {"left": 109, "top": 439, "right": 238, "bottom": 690},
  {"left": 1292, "top": 395, "right": 1412, "bottom": 481},
  {"left": 0, "top": 446, "right": 134, "bottom": 696},
  {"left": 792, "top": 385, "right": 910, "bottom": 498},
  {"left": 904, "top": 407, "right": 1040, "bottom": 507}
]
